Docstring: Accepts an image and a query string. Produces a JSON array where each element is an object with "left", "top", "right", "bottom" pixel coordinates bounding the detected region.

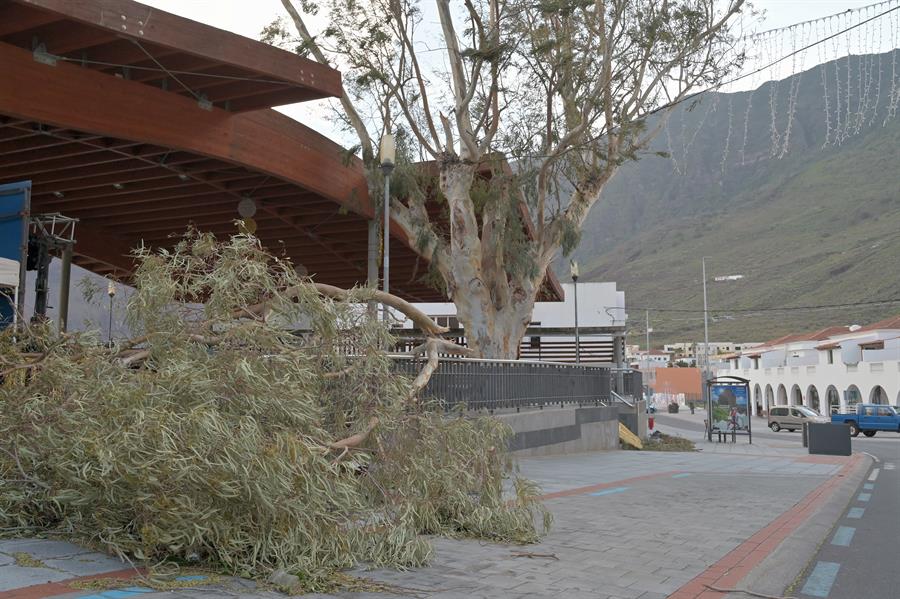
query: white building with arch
[{"left": 718, "top": 315, "right": 900, "bottom": 416}]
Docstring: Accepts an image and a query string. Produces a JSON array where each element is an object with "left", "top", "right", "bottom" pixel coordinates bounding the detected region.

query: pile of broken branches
[{"left": 0, "top": 232, "right": 549, "bottom": 591}]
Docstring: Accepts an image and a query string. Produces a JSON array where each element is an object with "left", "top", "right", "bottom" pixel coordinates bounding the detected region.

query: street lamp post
[
  {"left": 570, "top": 260, "right": 580, "bottom": 364},
  {"left": 379, "top": 133, "right": 395, "bottom": 323},
  {"left": 702, "top": 257, "right": 711, "bottom": 440},
  {"left": 106, "top": 279, "right": 116, "bottom": 346}
]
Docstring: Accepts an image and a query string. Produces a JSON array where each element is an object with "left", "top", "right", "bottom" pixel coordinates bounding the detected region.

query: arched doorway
[
  {"left": 846, "top": 385, "right": 862, "bottom": 409},
  {"left": 826, "top": 386, "right": 841, "bottom": 414},
  {"left": 869, "top": 386, "right": 889, "bottom": 404},
  {"left": 754, "top": 384, "right": 763, "bottom": 416},
  {"left": 777, "top": 384, "right": 788, "bottom": 405},
  {"left": 765, "top": 385, "right": 775, "bottom": 410},
  {"left": 791, "top": 384, "right": 803, "bottom": 406},
  {"left": 807, "top": 385, "right": 820, "bottom": 413}
]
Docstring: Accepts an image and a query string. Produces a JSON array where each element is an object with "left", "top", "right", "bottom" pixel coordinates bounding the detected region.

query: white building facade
[
  {"left": 399, "top": 282, "right": 627, "bottom": 364},
  {"left": 719, "top": 316, "right": 900, "bottom": 416}
]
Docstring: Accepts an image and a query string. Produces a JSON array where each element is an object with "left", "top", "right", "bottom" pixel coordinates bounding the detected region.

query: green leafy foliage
[{"left": 0, "top": 233, "right": 549, "bottom": 590}]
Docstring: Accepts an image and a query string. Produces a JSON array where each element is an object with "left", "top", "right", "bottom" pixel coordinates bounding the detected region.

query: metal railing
[{"left": 391, "top": 355, "right": 626, "bottom": 412}]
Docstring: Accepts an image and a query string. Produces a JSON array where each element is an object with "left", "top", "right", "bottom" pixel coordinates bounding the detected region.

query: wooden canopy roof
[
  {"left": 0, "top": 0, "right": 561, "bottom": 303},
  {"left": 0, "top": 0, "right": 341, "bottom": 111}
]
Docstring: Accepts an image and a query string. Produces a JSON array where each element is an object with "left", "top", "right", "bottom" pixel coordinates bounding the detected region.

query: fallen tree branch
[
  {"left": 410, "top": 338, "right": 474, "bottom": 358},
  {"left": 330, "top": 416, "right": 379, "bottom": 450},
  {"left": 0, "top": 446, "right": 50, "bottom": 490},
  {"left": 120, "top": 349, "right": 150, "bottom": 366},
  {"left": 114, "top": 335, "right": 148, "bottom": 355},
  {"left": 510, "top": 551, "right": 559, "bottom": 560},
  {"left": 237, "top": 284, "right": 450, "bottom": 337},
  {"left": 703, "top": 584, "right": 797, "bottom": 599},
  {"left": 314, "top": 284, "right": 449, "bottom": 336},
  {"left": 409, "top": 339, "right": 440, "bottom": 402}
]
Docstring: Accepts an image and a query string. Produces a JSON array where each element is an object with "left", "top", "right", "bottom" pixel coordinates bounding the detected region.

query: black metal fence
[{"left": 392, "top": 356, "right": 641, "bottom": 412}]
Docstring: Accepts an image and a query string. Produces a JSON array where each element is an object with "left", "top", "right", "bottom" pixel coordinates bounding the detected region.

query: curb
[
  {"left": 667, "top": 452, "right": 869, "bottom": 599},
  {"left": 729, "top": 452, "right": 871, "bottom": 599}
]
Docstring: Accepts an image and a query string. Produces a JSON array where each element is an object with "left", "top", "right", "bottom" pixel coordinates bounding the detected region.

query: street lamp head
[
  {"left": 570, "top": 259, "right": 579, "bottom": 282},
  {"left": 379, "top": 133, "right": 395, "bottom": 175}
]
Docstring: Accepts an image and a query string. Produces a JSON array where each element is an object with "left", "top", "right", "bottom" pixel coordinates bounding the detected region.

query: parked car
[
  {"left": 831, "top": 404, "right": 900, "bottom": 437},
  {"left": 768, "top": 405, "right": 829, "bottom": 432}
]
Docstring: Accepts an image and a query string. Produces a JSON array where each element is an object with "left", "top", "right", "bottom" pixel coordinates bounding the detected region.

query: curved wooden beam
[
  {"left": 0, "top": 42, "right": 372, "bottom": 217},
  {"left": 15, "top": 0, "right": 341, "bottom": 98}
]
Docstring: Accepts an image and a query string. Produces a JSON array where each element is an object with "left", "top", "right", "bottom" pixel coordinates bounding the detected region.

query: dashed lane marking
[
  {"left": 857, "top": 492, "right": 871, "bottom": 502},
  {"left": 868, "top": 468, "right": 880, "bottom": 481},
  {"left": 847, "top": 507, "right": 866, "bottom": 519},
  {"left": 589, "top": 486, "right": 630, "bottom": 497},
  {"left": 800, "top": 561, "right": 841, "bottom": 598},
  {"left": 830, "top": 526, "right": 856, "bottom": 547},
  {"left": 885, "top": 462, "right": 896, "bottom": 470}
]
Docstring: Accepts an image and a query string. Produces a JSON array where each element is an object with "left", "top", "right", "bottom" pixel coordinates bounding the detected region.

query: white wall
[
  {"left": 722, "top": 354, "right": 900, "bottom": 415},
  {"left": 399, "top": 282, "right": 627, "bottom": 329}
]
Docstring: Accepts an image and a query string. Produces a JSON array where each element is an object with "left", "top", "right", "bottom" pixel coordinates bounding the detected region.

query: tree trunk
[
  {"left": 452, "top": 291, "right": 535, "bottom": 360},
  {"left": 437, "top": 157, "right": 549, "bottom": 360}
]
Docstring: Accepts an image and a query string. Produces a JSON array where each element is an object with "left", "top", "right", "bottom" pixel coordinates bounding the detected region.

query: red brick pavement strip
[
  {"left": 668, "top": 453, "right": 866, "bottom": 599},
  {"left": 0, "top": 568, "right": 145, "bottom": 599},
  {"left": 538, "top": 470, "right": 685, "bottom": 500}
]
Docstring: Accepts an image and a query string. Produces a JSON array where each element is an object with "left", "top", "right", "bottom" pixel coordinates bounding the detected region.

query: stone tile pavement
[{"left": 1, "top": 448, "right": 853, "bottom": 599}]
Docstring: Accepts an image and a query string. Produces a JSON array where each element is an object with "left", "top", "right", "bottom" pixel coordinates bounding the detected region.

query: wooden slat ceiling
[
  {"left": 0, "top": 0, "right": 561, "bottom": 304},
  {"left": 0, "top": 118, "right": 442, "bottom": 301}
]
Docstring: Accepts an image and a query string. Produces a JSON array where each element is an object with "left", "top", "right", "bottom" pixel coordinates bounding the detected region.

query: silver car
[{"left": 768, "top": 405, "right": 829, "bottom": 432}]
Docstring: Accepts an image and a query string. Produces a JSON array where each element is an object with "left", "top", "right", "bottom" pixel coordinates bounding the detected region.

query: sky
[{"left": 139, "top": 0, "right": 900, "bottom": 146}]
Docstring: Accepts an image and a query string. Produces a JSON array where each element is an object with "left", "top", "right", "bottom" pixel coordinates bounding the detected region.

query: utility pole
[
  {"left": 645, "top": 309, "right": 650, "bottom": 353},
  {"left": 702, "top": 257, "right": 711, "bottom": 441}
]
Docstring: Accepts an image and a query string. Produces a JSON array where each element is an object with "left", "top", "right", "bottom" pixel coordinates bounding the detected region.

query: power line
[
  {"left": 512, "top": 2, "right": 900, "bottom": 161},
  {"left": 612, "top": 298, "right": 900, "bottom": 314},
  {"left": 741, "top": 0, "right": 899, "bottom": 41}
]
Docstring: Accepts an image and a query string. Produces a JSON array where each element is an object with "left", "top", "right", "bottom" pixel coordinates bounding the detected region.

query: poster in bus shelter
[{"left": 710, "top": 384, "right": 750, "bottom": 433}]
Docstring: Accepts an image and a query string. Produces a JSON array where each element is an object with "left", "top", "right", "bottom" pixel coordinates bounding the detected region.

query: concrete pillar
[{"left": 58, "top": 243, "right": 73, "bottom": 332}]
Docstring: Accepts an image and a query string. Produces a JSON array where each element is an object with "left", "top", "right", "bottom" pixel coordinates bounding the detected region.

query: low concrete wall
[
  {"left": 617, "top": 399, "right": 649, "bottom": 440},
  {"left": 496, "top": 406, "right": 620, "bottom": 457}
]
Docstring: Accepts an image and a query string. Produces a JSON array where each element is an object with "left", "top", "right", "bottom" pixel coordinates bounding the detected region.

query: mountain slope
[{"left": 571, "top": 50, "right": 900, "bottom": 344}]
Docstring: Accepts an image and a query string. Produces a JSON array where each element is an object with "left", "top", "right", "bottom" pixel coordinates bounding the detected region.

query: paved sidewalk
[
  {"left": 1, "top": 448, "right": 857, "bottom": 599},
  {"left": 652, "top": 411, "right": 810, "bottom": 457}
]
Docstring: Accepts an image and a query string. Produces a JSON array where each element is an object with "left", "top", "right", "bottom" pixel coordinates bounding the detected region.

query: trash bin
[{"left": 807, "top": 423, "right": 851, "bottom": 456}]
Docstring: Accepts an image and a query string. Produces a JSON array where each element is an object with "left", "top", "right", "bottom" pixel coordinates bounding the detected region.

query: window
[
  {"left": 876, "top": 407, "right": 893, "bottom": 417},
  {"left": 827, "top": 349, "right": 834, "bottom": 364}
]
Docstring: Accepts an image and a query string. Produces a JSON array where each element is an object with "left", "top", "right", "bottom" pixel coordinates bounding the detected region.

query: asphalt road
[
  {"left": 795, "top": 439, "right": 899, "bottom": 599},
  {"left": 654, "top": 411, "right": 900, "bottom": 599}
]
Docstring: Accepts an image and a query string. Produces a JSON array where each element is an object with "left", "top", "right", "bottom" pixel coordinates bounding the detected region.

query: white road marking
[
  {"left": 862, "top": 451, "right": 880, "bottom": 463},
  {"left": 884, "top": 462, "right": 896, "bottom": 470},
  {"left": 868, "top": 468, "right": 880, "bottom": 481}
]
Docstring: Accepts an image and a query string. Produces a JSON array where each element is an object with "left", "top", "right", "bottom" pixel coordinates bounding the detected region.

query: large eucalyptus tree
[{"left": 266, "top": 0, "right": 747, "bottom": 358}]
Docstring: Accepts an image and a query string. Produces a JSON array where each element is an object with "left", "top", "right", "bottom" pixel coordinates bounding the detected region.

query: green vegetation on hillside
[{"left": 569, "top": 50, "right": 900, "bottom": 344}]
